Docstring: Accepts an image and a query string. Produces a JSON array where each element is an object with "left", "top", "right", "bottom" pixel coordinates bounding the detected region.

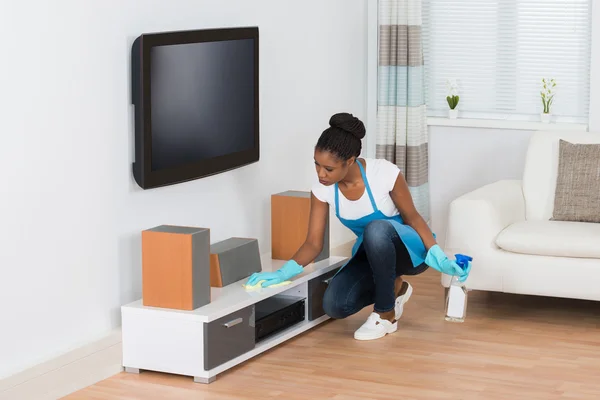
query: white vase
[
  {"left": 540, "top": 113, "right": 551, "bottom": 123},
  {"left": 448, "top": 109, "right": 458, "bottom": 119}
]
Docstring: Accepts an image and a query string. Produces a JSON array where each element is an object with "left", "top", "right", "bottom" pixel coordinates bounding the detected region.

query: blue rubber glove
[
  {"left": 245, "top": 260, "right": 304, "bottom": 288},
  {"left": 425, "top": 245, "right": 470, "bottom": 282}
]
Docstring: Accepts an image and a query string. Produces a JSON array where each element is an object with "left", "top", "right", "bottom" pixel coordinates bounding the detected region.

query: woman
[{"left": 246, "top": 112, "right": 469, "bottom": 341}]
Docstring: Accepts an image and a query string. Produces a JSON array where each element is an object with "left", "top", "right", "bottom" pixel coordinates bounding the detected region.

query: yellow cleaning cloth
[{"left": 242, "top": 280, "right": 291, "bottom": 291}]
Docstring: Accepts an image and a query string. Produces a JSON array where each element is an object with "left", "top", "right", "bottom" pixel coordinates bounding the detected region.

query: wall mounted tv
[{"left": 131, "top": 27, "right": 259, "bottom": 189}]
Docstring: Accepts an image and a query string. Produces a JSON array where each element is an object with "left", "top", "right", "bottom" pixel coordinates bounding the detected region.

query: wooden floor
[{"left": 65, "top": 269, "right": 600, "bottom": 399}]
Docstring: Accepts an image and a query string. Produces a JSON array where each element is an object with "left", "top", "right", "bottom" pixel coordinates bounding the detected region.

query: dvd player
[{"left": 255, "top": 295, "right": 306, "bottom": 342}]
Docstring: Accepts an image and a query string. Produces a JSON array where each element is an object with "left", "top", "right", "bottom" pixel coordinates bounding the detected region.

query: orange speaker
[
  {"left": 141, "top": 225, "right": 210, "bottom": 310},
  {"left": 271, "top": 190, "right": 329, "bottom": 261}
]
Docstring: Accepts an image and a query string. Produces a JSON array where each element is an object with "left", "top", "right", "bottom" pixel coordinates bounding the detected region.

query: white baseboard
[
  {"left": 0, "top": 241, "right": 353, "bottom": 400},
  {"left": 0, "top": 330, "right": 123, "bottom": 400}
]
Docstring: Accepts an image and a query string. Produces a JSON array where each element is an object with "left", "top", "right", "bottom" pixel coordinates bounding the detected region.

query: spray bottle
[{"left": 444, "top": 254, "right": 472, "bottom": 323}]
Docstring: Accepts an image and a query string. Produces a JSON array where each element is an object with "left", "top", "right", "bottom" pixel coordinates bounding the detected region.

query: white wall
[
  {"left": 0, "top": 0, "right": 367, "bottom": 379},
  {"left": 429, "top": 126, "right": 533, "bottom": 247}
]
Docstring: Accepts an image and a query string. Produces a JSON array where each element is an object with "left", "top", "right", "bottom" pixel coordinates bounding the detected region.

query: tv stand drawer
[
  {"left": 203, "top": 305, "right": 255, "bottom": 370},
  {"left": 307, "top": 267, "right": 340, "bottom": 321}
]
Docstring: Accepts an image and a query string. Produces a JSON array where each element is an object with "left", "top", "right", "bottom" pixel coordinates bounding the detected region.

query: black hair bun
[{"left": 329, "top": 112, "right": 366, "bottom": 140}]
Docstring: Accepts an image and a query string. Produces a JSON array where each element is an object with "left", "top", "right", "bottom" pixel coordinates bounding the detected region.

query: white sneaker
[
  {"left": 395, "top": 281, "right": 413, "bottom": 321},
  {"left": 353, "top": 312, "right": 398, "bottom": 341}
]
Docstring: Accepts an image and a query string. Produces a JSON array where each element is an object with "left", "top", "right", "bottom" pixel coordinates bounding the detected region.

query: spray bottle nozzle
[{"left": 455, "top": 254, "right": 473, "bottom": 270}]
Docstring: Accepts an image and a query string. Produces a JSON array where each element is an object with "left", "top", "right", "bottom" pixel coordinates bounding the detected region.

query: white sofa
[{"left": 442, "top": 130, "right": 600, "bottom": 301}]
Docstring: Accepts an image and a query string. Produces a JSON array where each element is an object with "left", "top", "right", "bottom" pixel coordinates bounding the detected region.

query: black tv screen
[{"left": 131, "top": 27, "right": 259, "bottom": 189}]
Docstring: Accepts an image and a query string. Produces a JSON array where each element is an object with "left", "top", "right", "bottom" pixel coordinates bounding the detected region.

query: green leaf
[{"left": 445, "top": 95, "right": 460, "bottom": 109}]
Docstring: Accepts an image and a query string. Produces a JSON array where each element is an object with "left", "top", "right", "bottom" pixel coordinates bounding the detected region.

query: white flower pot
[
  {"left": 448, "top": 109, "right": 458, "bottom": 119},
  {"left": 541, "top": 113, "right": 551, "bottom": 123}
]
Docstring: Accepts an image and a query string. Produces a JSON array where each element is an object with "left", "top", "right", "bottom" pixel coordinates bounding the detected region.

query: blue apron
[{"left": 333, "top": 160, "right": 431, "bottom": 274}]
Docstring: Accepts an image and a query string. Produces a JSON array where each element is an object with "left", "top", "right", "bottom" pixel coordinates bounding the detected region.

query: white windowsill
[{"left": 427, "top": 117, "right": 589, "bottom": 132}]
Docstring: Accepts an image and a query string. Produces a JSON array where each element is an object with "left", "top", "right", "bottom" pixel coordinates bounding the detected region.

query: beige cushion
[
  {"left": 522, "top": 131, "right": 600, "bottom": 221},
  {"left": 496, "top": 220, "right": 600, "bottom": 258},
  {"left": 551, "top": 139, "right": 600, "bottom": 223}
]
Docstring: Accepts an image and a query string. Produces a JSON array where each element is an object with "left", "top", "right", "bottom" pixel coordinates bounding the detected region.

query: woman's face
[{"left": 314, "top": 149, "right": 354, "bottom": 186}]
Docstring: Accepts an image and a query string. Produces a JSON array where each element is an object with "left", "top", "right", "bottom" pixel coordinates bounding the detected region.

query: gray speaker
[{"left": 210, "top": 237, "right": 262, "bottom": 287}]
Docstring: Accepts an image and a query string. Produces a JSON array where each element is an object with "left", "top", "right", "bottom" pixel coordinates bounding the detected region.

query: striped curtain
[{"left": 376, "top": 0, "right": 429, "bottom": 222}]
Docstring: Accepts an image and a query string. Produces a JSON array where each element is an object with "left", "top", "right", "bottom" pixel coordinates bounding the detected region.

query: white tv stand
[{"left": 121, "top": 255, "right": 347, "bottom": 383}]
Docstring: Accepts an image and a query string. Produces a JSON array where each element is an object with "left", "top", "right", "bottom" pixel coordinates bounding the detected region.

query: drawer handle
[{"left": 223, "top": 317, "right": 243, "bottom": 328}]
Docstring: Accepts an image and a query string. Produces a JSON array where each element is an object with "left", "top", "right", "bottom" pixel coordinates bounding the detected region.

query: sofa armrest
[{"left": 444, "top": 179, "right": 525, "bottom": 253}]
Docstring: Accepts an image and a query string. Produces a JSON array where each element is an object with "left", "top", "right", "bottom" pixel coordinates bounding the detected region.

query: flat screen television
[{"left": 131, "top": 27, "right": 259, "bottom": 189}]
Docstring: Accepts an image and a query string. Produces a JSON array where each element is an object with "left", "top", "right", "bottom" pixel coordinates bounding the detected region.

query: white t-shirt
[{"left": 311, "top": 158, "right": 401, "bottom": 220}]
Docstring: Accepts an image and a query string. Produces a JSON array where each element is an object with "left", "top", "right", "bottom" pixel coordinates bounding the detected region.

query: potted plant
[
  {"left": 446, "top": 78, "right": 460, "bottom": 118},
  {"left": 540, "top": 78, "right": 556, "bottom": 123}
]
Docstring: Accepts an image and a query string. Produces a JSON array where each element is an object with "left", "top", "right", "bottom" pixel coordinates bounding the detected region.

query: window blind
[{"left": 422, "top": 0, "right": 592, "bottom": 122}]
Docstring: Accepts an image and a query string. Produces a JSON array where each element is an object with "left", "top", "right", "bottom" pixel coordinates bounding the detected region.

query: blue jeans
[{"left": 322, "top": 220, "right": 429, "bottom": 319}]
